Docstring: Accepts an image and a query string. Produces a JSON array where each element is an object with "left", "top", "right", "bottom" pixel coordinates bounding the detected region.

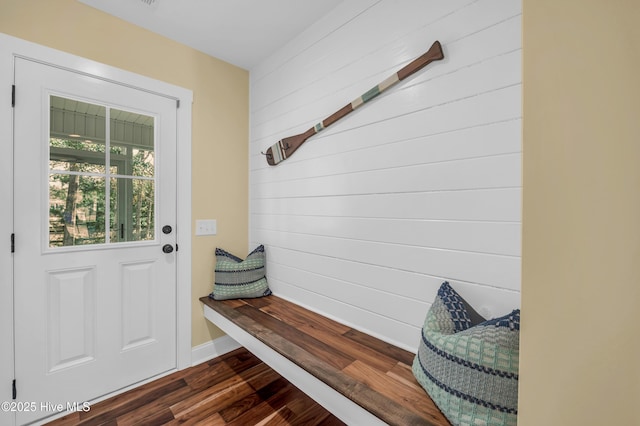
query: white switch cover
[{"left": 196, "top": 219, "right": 217, "bottom": 236}]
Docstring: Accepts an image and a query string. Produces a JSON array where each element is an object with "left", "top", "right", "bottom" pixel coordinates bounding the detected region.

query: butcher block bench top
[{"left": 200, "top": 294, "right": 450, "bottom": 426}]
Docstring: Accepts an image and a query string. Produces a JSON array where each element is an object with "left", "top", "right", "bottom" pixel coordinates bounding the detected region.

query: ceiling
[{"left": 78, "top": 0, "right": 345, "bottom": 70}]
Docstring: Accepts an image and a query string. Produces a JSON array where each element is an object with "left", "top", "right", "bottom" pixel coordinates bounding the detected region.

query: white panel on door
[
  {"left": 47, "top": 267, "right": 96, "bottom": 373},
  {"left": 121, "top": 260, "right": 156, "bottom": 351}
]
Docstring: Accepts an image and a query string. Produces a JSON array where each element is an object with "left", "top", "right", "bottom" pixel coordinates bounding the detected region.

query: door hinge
[
  {"left": 11, "top": 84, "right": 15, "bottom": 107},
  {"left": 175, "top": 243, "right": 179, "bottom": 252},
  {"left": 176, "top": 99, "right": 180, "bottom": 109},
  {"left": 10, "top": 233, "right": 14, "bottom": 253},
  {"left": 12, "top": 379, "right": 16, "bottom": 399}
]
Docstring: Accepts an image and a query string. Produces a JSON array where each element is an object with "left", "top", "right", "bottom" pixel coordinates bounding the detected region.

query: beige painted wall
[
  {"left": 0, "top": 0, "right": 249, "bottom": 347},
  {"left": 521, "top": 1, "right": 640, "bottom": 424}
]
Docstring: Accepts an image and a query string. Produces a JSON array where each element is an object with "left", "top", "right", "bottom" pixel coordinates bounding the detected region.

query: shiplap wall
[{"left": 249, "top": 0, "right": 522, "bottom": 352}]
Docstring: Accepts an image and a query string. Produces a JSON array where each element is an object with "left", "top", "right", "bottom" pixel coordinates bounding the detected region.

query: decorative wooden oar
[{"left": 262, "top": 40, "right": 444, "bottom": 165}]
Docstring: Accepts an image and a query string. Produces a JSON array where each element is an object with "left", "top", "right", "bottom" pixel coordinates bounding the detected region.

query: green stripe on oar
[
  {"left": 351, "top": 73, "right": 400, "bottom": 110},
  {"left": 262, "top": 40, "right": 444, "bottom": 166},
  {"left": 361, "top": 85, "right": 381, "bottom": 103}
]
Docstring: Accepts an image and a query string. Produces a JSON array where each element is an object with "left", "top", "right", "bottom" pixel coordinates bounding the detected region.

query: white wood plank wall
[{"left": 249, "top": 0, "right": 522, "bottom": 351}]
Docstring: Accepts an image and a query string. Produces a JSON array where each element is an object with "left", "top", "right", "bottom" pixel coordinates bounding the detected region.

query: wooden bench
[{"left": 200, "top": 295, "right": 451, "bottom": 426}]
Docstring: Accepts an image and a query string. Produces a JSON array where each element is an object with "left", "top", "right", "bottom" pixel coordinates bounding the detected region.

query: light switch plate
[{"left": 196, "top": 219, "right": 217, "bottom": 236}]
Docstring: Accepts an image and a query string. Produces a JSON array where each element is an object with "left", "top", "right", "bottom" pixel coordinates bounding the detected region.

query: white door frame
[{"left": 0, "top": 32, "right": 192, "bottom": 423}]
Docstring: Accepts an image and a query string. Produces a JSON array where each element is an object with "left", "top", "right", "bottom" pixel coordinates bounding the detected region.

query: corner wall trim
[{"left": 191, "top": 335, "right": 242, "bottom": 366}]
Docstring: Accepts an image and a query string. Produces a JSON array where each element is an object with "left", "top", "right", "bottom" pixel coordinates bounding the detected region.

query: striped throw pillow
[
  {"left": 412, "top": 282, "right": 520, "bottom": 426},
  {"left": 209, "top": 245, "right": 272, "bottom": 300}
]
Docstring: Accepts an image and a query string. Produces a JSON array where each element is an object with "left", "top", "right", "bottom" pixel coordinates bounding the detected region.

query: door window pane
[
  {"left": 110, "top": 177, "right": 155, "bottom": 243},
  {"left": 48, "top": 96, "right": 156, "bottom": 248},
  {"left": 110, "top": 108, "right": 155, "bottom": 178},
  {"left": 50, "top": 96, "right": 106, "bottom": 173},
  {"left": 49, "top": 174, "right": 106, "bottom": 247}
]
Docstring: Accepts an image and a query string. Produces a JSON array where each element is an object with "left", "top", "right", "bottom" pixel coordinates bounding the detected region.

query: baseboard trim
[{"left": 191, "top": 335, "right": 242, "bottom": 366}]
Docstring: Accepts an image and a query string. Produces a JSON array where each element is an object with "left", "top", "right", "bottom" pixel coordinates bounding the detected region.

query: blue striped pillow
[
  {"left": 209, "top": 245, "right": 272, "bottom": 300},
  {"left": 412, "top": 282, "right": 520, "bottom": 426}
]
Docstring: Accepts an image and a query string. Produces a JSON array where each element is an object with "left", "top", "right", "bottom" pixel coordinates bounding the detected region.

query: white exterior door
[{"left": 13, "top": 57, "right": 178, "bottom": 425}]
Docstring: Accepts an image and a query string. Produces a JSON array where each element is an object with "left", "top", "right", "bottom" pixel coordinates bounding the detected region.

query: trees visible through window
[{"left": 48, "top": 95, "right": 156, "bottom": 247}]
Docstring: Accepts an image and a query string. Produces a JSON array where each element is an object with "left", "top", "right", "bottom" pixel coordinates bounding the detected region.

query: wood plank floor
[{"left": 45, "top": 347, "right": 345, "bottom": 426}]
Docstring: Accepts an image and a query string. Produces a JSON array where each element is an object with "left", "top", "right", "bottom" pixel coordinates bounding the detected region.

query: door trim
[{"left": 0, "top": 32, "right": 192, "bottom": 422}]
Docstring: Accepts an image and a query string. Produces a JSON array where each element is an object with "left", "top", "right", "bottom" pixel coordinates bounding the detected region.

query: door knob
[{"left": 162, "top": 244, "right": 174, "bottom": 254}]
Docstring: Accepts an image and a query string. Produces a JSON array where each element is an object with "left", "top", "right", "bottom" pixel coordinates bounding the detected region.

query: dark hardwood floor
[{"left": 45, "top": 347, "right": 345, "bottom": 426}]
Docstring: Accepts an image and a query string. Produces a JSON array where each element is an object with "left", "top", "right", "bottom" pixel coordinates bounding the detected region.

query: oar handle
[
  {"left": 397, "top": 40, "right": 444, "bottom": 80},
  {"left": 321, "top": 40, "right": 444, "bottom": 129}
]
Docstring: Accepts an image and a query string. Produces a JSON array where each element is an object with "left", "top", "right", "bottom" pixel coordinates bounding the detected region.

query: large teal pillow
[
  {"left": 209, "top": 245, "right": 272, "bottom": 300},
  {"left": 412, "top": 282, "right": 519, "bottom": 426}
]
